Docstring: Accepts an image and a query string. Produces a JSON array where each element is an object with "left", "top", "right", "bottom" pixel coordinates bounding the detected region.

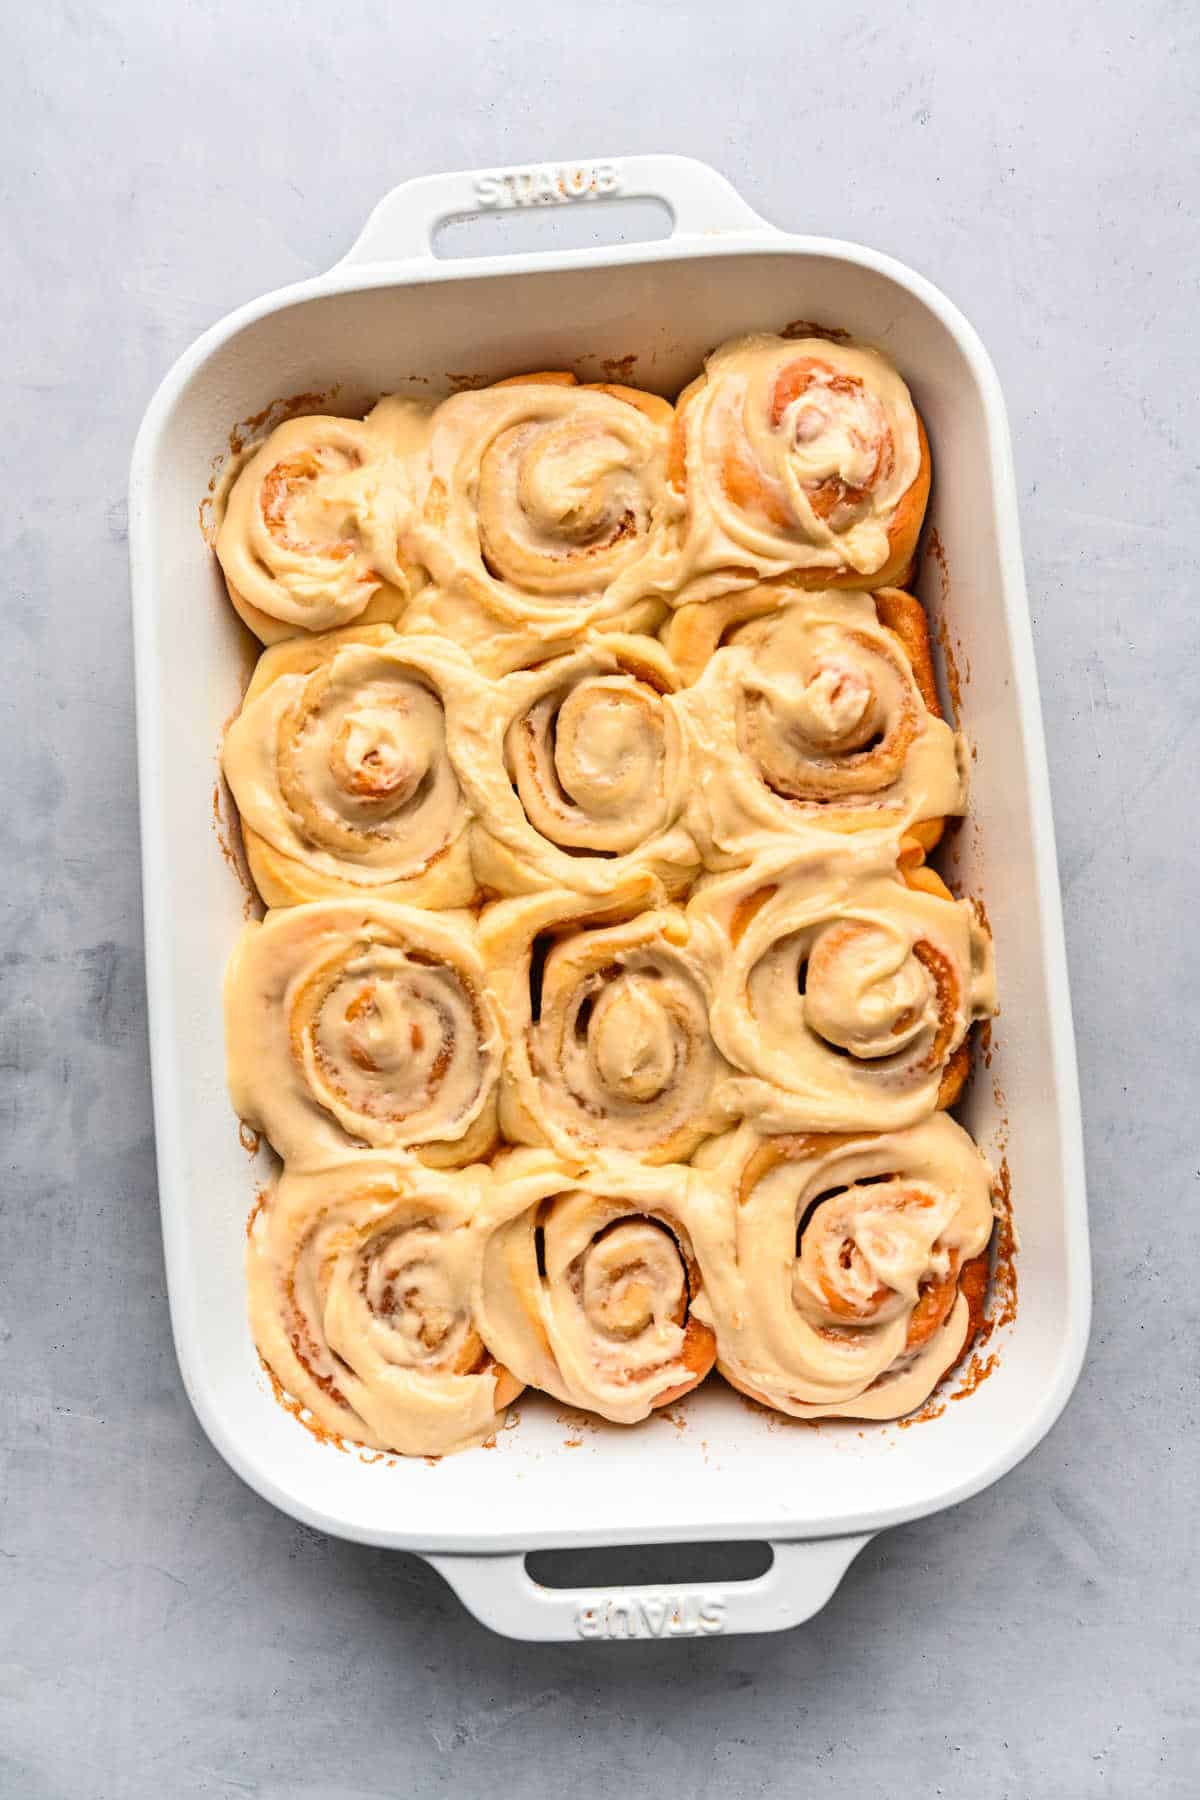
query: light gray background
[{"left": 4, "top": 2, "right": 1197, "bottom": 1795}]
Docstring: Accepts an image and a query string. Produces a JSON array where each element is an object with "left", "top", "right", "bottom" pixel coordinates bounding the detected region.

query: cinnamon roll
[
  {"left": 692, "top": 1114, "right": 994, "bottom": 1419},
  {"left": 403, "top": 374, "right": 673, "bottom": 672},
  {"left": 476, "top": 1149, "right": 716, "bottom": 1423},
  {"left": 666, "top": 334, "right": 930, "bottom": 600},
  {"left": 216, "top": 402, "right": 428, "bottom": 643},
  {"left": 248, "top": 1160, "right": 521, "bottom": 1456},
  {"left": 459, "top": 633, "right": 698, "bottom": 897},
  {"left": 670, "top": 587, "right": 965, "bottom": 862},
  {"left": 480, "top": 882, "right": 733, "bottom": 1164},
  {"left": 222, "top": 626, "right": 480, "bottom": 908},
  {"left": 225, "top": 900, "right": 501, "bottom": 1168},
  {"left": 690, "top": 838, "right": 995, "bottom": 1133}
]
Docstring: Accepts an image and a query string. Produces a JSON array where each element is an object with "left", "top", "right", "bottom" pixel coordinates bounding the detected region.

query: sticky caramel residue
[
  {"left": 985, "top": 1154, "right": 1019, "bottom": 1335},
  {"left": 199, "top": 388, "right": 339, "bottom": 545},
  {"left": 921, "top": 527, "right": 968, "bottom": 724},
  {"left": 950, "top": 1351, "right": 999, "bottom": 1400},
  {"left": 601, "top": 353, "right": 639, "bottom": 383},
  {"left": 211, "top": 776, "right": 259, "bottom": 919},
  {"left": 239, "top": 1122, "right": 262, "bottom": 1157},
  {"left": 733, "top": 1388, "right": 823, "bottom": 1431},
  {"left": 245, "top": 1184, "right": 271, "bottom": 1239},
  {"left": 898, "top": 1398, "right": 946, "bottom": 1429},
  {"left": 780, "top": 319, "right": 854, "bottom": 343},
  {"left": 906, "top": 1151, "right": 1017, "bottom": 1420},
  {"left": 258, "top": 1353, "right": 349, "bottom": 1452}
]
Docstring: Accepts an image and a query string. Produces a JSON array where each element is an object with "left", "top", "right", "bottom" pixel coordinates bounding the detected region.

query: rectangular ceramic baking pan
[{"left": 130, "top": 155, "right": 1090, "bottom": 1641}]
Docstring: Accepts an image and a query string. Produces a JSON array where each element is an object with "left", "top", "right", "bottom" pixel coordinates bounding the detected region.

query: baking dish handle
[
  {"left": 339, "top": 154, "right": 770, "bottom": 267},
  {"left": 424, "top": 1534, "right": 874, "bottom": 1642}
]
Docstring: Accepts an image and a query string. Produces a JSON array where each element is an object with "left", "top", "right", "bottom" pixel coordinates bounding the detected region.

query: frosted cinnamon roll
[
  {"left": 225, "top": 900, "right": 501, "bottom": 1168},
  {"left": 476, "top": 1149, "right": 716, "bottom": 1423},
  {"left": 403, "top": 374, "right": 673, "bottom": 673},
  {"left": 480, "top": 881, "right": 733, "bottom": 1164},
  {"left": 216, "top": 402, "right": 428, "bottom": 643},
  {"left": 458, "top": 633, "right": 698, "bottom": 897},
  {"left": 666, "top": 334, "right": 930, "bottom": 600},
  {"left": 249, "top": 1160, "right": 521, "bottom": 1456},
  {"left": 689, "top": 839, "right": 995, "bottom": 1133},
  {"left": 222, "top": 626, "right": 479, "bottom": 908},
  {"left": 670, "top": 587, "right": 965, "bottom": 862},
  {"left": 692, "top": 1114, "right": 994, "bottom": 1419}
]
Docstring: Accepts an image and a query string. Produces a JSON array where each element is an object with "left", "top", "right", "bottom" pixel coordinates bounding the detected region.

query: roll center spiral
[
  {"left": 580, "top": 1220, "right": 686, "bottom": 1342},
  {"left": 802, "top": 920, "right": 930, "bottom": 1058},
  {"left": 586, "top": 976, "right": 678, "bottom": 1102}
]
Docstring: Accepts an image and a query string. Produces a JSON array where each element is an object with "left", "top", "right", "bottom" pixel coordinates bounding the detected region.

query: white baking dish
[{"left": 129, "top": 155, "right": 1090, "bottom": 1641}]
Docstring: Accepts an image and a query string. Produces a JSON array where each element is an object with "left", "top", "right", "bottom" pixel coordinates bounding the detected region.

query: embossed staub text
[
  {"left": 474, "top": 162, "right": 623, "bottom": 209},
  {"left": 574, "top": 1592, "right": 726, "bottom": 1640}
]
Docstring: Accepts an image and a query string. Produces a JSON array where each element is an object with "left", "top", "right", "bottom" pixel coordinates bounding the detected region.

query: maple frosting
[
  {"left": 474, "top": 1148, "right": 716, "bottom": 1424},
  {"left": 688, "top": 1113, "right": 994, "bottom": 1418},
  {"left": 665, "top": 333, "right": 927, "bottom": 598},
  {"left": 687, "top": 836, "right": 996, "bottom": 1134},
  {"left": 214, "top": 338, "right": 1006, "bottom": 1454},
  {"left": 225, "top": 899, "right": 502, "bottom": 1169},
  {"left": 668, "top": 588, "right": 965, "bottom": 861},
  {"left": 247, "top": 1159, "right": 521, "bottom": 1455}
]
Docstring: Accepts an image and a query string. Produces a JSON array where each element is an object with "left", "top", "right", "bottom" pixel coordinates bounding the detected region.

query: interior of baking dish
[{"left": 132, "top": 233, "right": 1088, "bottom": 1552}]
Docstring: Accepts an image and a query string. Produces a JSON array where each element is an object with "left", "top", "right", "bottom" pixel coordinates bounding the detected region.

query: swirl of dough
[
  {"left": 222, "top": 626, "right": 481, "bottom": 907},
  {"left": 475, "top": 1149, "right": 716, "bottom": 1423},
  {"left": 689, "top": 839, "right": 996, "bottom": 1133},
  {"left": 691, "top": 1114, "right": 994, "bottom": 1419},
  {"left": 248, "top": 1161, "right": 522, "bottom": 1456},
  {"left": 225, "top": 900, "right": 501, "bottom": 1168},
  {"left": 458, "top": 633, "right": 698, "bottom": 896},
  {"left": 403, "top": 375, "right": 673, "bottom": 672},
  {"left": 670, "top": 587, "right": 966, "bottom": 862},
  {"left": 481, "top": 881, "right": 733, "bottom": 1164},
  {"left": 666, "top": 335, "right": 930, "bottom": 600},
  {"left": 216, "top": 404, "right": 428, "bottom": 642}
]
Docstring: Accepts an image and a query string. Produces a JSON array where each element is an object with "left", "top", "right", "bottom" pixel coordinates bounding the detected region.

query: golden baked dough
[
  {"left": 668, "top": 586, "right": 965, "bottom": 863},
  {"left": 688, "top": 837, "right": 995, "bottom": 1133},
  {"left": 480, "top": 880, "right": 734, "bottom": 1164},
  {"left": 689, "top": 1113, "right": 994, "bottom": 1419},
  {"left": 401, "top": 374, "right": 673, "bottom": 673},
  {"left": 458, "top": 632, "right": 698, "bottom": 897},
  {"left": 213, "top": 332, "right": 1012, "bottom": 1454},
  {"left": 248, "top": 1159, "right": 521, "bottom": 1456},
  {"left": 665, "top": 334, "right": 930, "bottom": 600},
  {"left": 216, "top": 401, "right": 429, "bottom": 642},
  {"left": 475, "top": 1148, "right": 716, "bottom": 1423},
  {"left": 225, "top": 899, "right": 501, "bottom": 1168},
  {"left": 222, "top": 625, "right": 480, "bottom": 907}
]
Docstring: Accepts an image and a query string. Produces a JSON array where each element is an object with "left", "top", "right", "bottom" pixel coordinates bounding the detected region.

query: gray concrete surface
[{"left": 4, "top": 2, "right": 1198, "bottom": 1794}]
